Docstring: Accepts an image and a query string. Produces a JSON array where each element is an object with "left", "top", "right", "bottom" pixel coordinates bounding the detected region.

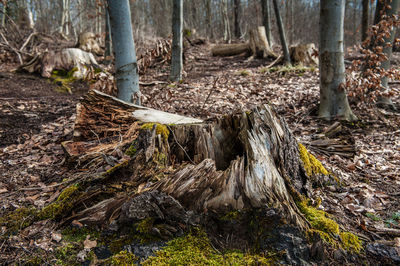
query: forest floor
[{"left": 1, "top": 42, "right": 400, "bottom": 264}]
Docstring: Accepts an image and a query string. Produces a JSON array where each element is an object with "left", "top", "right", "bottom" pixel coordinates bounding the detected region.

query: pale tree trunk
[
  {"left": 374, "top": 0, "right": 400, "bottom": 106},
  {"left": 362, "top": 0, "right": 369, "bottom": 42},
  {"left": 221, "top": 0, "right": 231, "bottom": 43},
  {"left": 107, "top": 0, "right": 140, "bottom": 104},
  {"left": 261, "top": 0, "right": 272, "bottom": 45},
  {"left": 272, "top": 0, "right": 291, "bottom": 64},
  {"left": 170, "top": 0, "right": 183, "bottom": 82},
  {"left": 319, "top": 0, "right": 356, "bottom": 121},
  {"left": 78, "top": 0, "right": 82, "bottom": 33},
  {"left": 233, "top": 0, "right": 240, "bottom": 38},
  {"left": 59, "top": 0, "right": 70, "bottom": 36}
]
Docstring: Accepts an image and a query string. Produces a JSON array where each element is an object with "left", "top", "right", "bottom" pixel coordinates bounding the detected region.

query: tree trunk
[
  {"left": 221, "top": 0, "right": 231, "bottom": 43},
  {"left": 261, "top": 0, "right": 272, "bottom": 45},
  {"left": 170, "top": 0, "right": 183, "bottom": 82},
  {"left": 248, "top": 26, "right": 277, "bottom": 58},
  {"left": 272, "top": 0, "right": 291, "bottom": 64},
  {"left": 1, "top": 1, "right": 6, "bottom": 27},
  {"left": 107, "top": 0, "right": 140, "bottom": 104},
  {"left": 204, "top": 0, "right": 213, "bottom": 39},
  {"left": 319, "top": 0, "right": 356, "bottom": 121},
  {"left": 211, "top": 43, "right": 250, "bottom": 56},
  {"left": 373, "top": 0, "right": 400, "bottom": 105},
  {"left": 362, "top": 0, "right": 369, "bottom": 42},
  {"left": 234, "top": 0, "right": 241, "bottom": 38},
  {"left": 104, "top": 8, "right": 112, "bottom": 58}
]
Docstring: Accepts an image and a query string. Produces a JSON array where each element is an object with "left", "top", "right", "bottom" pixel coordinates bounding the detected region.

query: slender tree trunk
[
  {"left": 221, "top": 0, "right": 231, "bottom": 43},
  {"left": 272, "top": 0, "right": 291, "bottom": 64},
  {"left": 374, "top": 0, "right": 400, "bottom": 105},
  {"left": 204, "top": 0, "right": 213, "bottom": 39},
  {"left": 105, "top": 8, "right": 112, "bottom": 58},
  {"left": 107, "top": 0, "right": 140, "bottom": 104},
  {"left": 362, "top": 0, "right": 369, "bottom": 42},
  {"left": 170, "top": 0, "right": 183, "bottom": 82},
  {"left": 319, "top": 0, "right": 356, "bottom": 121},
  {"left": 261, "top": 0, "right": 272, "bottom": 45},
  {"left": 234, "top": 0, "right": 240, "bottom": 38},
  {"left": 1, "top": 1, "right": 6, "bottom": 27}
]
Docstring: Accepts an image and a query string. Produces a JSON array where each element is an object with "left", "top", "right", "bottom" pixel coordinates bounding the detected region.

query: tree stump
[{"left": 289, "top": 43, "right": 319, "bottom": 66}]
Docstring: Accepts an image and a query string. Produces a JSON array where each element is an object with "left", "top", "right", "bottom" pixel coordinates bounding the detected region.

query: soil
[{"left": 0, "top": 42, "right": 400, "bottom": 264}]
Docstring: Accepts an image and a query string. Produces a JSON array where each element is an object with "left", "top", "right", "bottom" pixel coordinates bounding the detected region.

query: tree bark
[
  {"left": 374, "top": 0, "right": 400, "bottom": 105},
  {"left": 107, "top": 0, "right": 140, "bottom": 104},
  {"left": 319, "top": 0, "right": 356, "bottom": 121},
  {"left": 221, "top": 0, "right": 231, "bottom": 43},
  {"left": 272, "top": 0, "right": 291, "bottom": 64},
  {"left": 362, "top": 0, "right": 369, "bottom": 42},
  {"left": 234, "top": 0, "right": 241, "bottom": 38},
  {"left": 1, "top": 1, "right": 6, "bottom": 28},
  {"left": 104, "top": 8, "right": 112, "bottom": 58},
  {"left": 261, "top": 0, "right": 272, "bottom": 45},
  {"left": 211, "top": 43, "right": 250, "bottom": 56},
  {"left": 170, "top": 0, "right": 183, "bottom": 82},
  {"left": 204, "top": 0, "right": 213, "bottom": 39},
  {"left": 249, "top": 26, "right": 277, "bottom": 58},
  {"left": 66, "top": 90, "right": 310, "bottom": 231}
]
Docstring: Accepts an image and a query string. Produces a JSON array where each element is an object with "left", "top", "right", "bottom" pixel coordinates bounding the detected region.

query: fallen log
[{"left": 212, "top": 26, "right": 276, "bottom": 59}]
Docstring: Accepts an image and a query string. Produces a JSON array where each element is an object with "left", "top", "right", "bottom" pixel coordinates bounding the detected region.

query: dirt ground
[{"left": 1, "top": 43, "right": 400, "bottom": 264}]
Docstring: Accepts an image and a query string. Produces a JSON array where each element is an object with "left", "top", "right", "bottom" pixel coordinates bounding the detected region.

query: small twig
[
  {"left": 166, "top": 124, "right": 195, "bottom": 164},
  {"left": 202, "top": 76, "right": 220, "bottom": 109}
]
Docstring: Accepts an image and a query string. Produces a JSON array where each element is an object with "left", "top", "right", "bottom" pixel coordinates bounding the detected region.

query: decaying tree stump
[
  {"left": 62, "top": 90, "right": 311, "bottom": 230},
  {"left": 17, "top": 48, "right": 100, "bottom": 79},
  {"left": 290, "top": 43, "right": 319, "bottom": 66},
  {"left": 77, "top": 32, "right": 102, "bottom": 55},
  {"left": 212, "top": 26, "right": 277, "bottom": 59}
]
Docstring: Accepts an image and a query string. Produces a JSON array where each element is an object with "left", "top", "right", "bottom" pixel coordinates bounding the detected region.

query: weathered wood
[
  {"left": 249, "top": 26, "right": 277, "bottom": 58},
  {"left": 211, "top": 43, "right": 250, "bottom": 57},
  {"left": 67, "top": 90, "right": 313, "bottom": 231},
  {"left": 290, "top": 43, "right": 319, "bottom": 66}
]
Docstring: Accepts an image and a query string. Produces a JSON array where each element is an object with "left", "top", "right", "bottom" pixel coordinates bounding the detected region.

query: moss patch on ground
[
  {"left": 297, "top": 198, "right": 362, "bottom": 253},
  {"left": 51, "top": 67, "right": 78, "bottom": 94},
  {"left": 142, "top": 229, "right": 273, "bottom": 265}
]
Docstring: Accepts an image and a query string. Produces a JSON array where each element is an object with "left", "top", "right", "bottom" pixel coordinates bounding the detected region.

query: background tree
[
  {"left": 221, "top": 0, "right": 231, "bottom": 43},
  {"left": 261, "top": 0, "right": 272, "bottom": 45},
  {"left": 319, "top": 0, "right": 356, "bottom": 121},
  {"left": 272, "top": 0, "right": 290, "bottom": 64},
  {"left": 373, "top": 0, "right": 400, "bottom": 105},
  {"left": 362, "top": 0, "right": 370, "bottom": 42},
  {"left": 106, "top": 0, "right": 140, "bottom": 104},
  {"left": 170, "top": 0, "right": 183, "bottom": 82},
  {"left": 233, "top": 0, "right": 241, "bottom": 38}
]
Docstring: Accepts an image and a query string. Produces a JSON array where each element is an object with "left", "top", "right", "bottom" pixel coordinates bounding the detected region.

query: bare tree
[
  {"left": 233, "top": 0, "right": 240, "bottom": 38},
  {"left": 170, "top": 0, "right": 183, "bottom": 82},
  {"left": 362, "top": 0, "right": 369, "bottom": 42},
  {"left": 107, "top": 0, "right": 140, "bottom": 104},
  {"left": 272, "top": 0, "right": 290, "bottom": 64},
  {"left": 261, "top": 0, "right": 272, "bottom": 45},
  {"left": 319, "top": 0, "right": 356, "bottom": 121},
  {"left": 221, "top": 0, "right": 231, "bottom": 43}
]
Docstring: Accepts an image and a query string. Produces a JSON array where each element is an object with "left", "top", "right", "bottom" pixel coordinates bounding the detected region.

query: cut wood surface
[{"left": 289, "top": 43, "right": 319, "bottom": 66}]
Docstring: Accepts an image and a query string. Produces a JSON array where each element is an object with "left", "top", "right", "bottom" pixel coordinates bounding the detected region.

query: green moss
[
  {"left": 136, "top": 217, "right": 155, "bottom": 234},
  {"left": 105, "top": 160, "right": 130, "bottom": 175},
  {"left": 298, "top": 143, "right": 329, "bottom": 176},
  {"left": 55, "top": 242, "right": 80, "bottom": 265},
  {"left": 109, "top": 250, "right": 138, "bottom": 265},
  {"left": 142, "top": 229, "right": 272, "bottom": 265},
  {"left": 237, "top": 69, "right": 251, "bottom": 76},
  {"left": 38, "top": 184, "right": 79, "bottom": 220},
  {"left": 51, "top": 67, "right": 78, "bottom": 94},
  {"left": 125, "top": 141, "right": 137, "bottom": 157},
  {"left": 297, "top": 199, "right": 339, "bottom": 235},
  {"left": 365, "top": 212, "right": 381, "bottom": 221},
  {"left": 298, "top": 198, "right": 362, "bottom": 253},
  {"left": 261, "top": 64, "right": 315, "bottom": 75},
  {"left": 220, "top": 210, "right": 241, "bottom": 221},
  {"left": 339, "top": 232, "right": 362, "bottom": 253},
  {"left": 141, "top": 123, "right": 170, "bottom": 140},
  {"left": 61, "top": 226, "right": 100, "bottom": 242},
  {"left": 0, "top": 207, "right": 38, "bottom": 233}
]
